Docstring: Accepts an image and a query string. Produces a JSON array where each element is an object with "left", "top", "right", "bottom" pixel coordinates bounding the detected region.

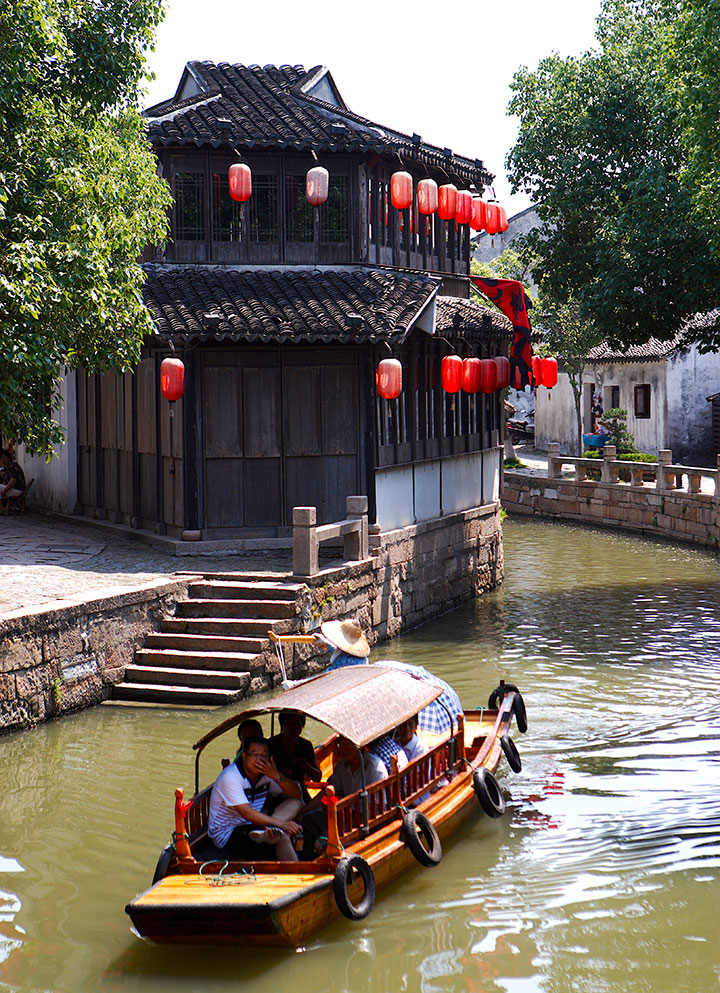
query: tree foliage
[
  {"left": 506, "top": 0, "right": 720, "bottom": 353},
  {"left": 0, "top": 0, "right": 171, "bottom": 455}
]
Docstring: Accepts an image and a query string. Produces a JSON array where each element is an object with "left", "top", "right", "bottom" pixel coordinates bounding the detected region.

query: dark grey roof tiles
[
  {"left": 145, "top": 62, "right": 492, "bottom": 188},
  {"left": 142, "top": 265, "right": 441, "bottom": 344},
  {"left": 436, "top": 295, "right": 513, "bottom": 340}
]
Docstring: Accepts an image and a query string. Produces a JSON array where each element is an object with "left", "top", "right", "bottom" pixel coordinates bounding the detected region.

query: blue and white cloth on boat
[{"left": 374, "top": 660, "right": 463, "bottom": 735}]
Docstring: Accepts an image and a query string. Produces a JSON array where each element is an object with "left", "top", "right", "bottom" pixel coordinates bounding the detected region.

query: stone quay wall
[
  {"left": 1, "top": 503, "right": 502, "bottom": 730},
  {"left": 0, "top": 578, "right": 192, "bottom": 732},
  {"left": 502, "top": 472, "right": 720, "bottom": 549}
]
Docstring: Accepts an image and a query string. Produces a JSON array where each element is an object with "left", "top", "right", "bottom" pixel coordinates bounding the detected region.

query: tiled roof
[
  {"left": 145, "top": 62, "right": 492, "bottom": 189},
  {"left": 587, "top": 310, "right": 720, "bottom": 362},
  {"left": 142, "top": 264, "right": 441, "bottom": 344},
  {"left": 436, "top": 296, "right": 513, "bottom": 341}
]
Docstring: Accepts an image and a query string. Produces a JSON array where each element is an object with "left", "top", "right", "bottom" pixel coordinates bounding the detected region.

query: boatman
[{"left": 208, "top": 735, "right": 303, "bottom": 861}]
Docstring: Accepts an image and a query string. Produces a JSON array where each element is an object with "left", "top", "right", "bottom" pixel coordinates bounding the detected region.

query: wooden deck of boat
[{"left": 132, "top": 870, "right": 331, "bottom": 910}]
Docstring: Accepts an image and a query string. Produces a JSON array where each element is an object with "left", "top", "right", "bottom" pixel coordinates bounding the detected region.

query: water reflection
[{"left": 2, "top": 517, "right": 720, "bottom": 993}]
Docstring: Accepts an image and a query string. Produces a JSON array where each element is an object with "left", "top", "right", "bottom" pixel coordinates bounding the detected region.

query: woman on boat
[{"left": 320, "top": 618, "right": 370, "bottom": 669}]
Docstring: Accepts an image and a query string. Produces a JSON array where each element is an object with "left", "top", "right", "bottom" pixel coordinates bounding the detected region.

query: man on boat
[
  {"left": 319, "top": 618, "right": 370, "bottom": 669},
  {"left": 208, "top": 736, "right": 303, "bottom": 861}
]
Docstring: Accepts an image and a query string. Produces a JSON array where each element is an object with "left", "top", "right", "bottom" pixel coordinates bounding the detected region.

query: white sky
[{"left": 144, "top": 0, "right": 602, "bottom": 218}]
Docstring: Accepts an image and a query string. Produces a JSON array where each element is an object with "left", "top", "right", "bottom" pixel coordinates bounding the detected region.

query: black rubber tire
[
  {"left": 402, "top": 810, "right": 442, "bottom": 867},
  {"left": 333, "top": 854, "right": 376, "bottom": 920},
  {"left": 473, "top": 768, "right": 506, "bottom": 818},
  {"left": 152, "top": 843, "right": 175, "bottom": 885},
  {"left": 513, "top": 692, "right": 528, "bottom": 734},
  {"left": 500, "top": 734, "right": 522, "bottom": 773},
  {"left": 488, "top": 682, "right": 520, "bottom": 709}
]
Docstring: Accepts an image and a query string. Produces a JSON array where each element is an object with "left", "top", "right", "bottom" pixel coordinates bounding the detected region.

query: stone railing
[
  {"left": 292, "top": 495, "right": 369, "bottom": 577},
  {"left": 547, "top": 444, "right": 720, "bottom": 496}
]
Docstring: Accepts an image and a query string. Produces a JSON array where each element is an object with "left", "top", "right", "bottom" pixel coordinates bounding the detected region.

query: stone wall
[
  {"left": 502, "top": 472, "right": 720, "bottom": 549},
  {"left": 0, "top": 578, "right": 192, "bottom": 732}
]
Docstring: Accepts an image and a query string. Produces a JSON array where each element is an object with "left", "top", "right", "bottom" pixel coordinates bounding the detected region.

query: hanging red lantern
[
  {"left": 485, "top": 203, "right": 500, "bottom": 235},
  {"left": 376, "top": 358, "right": 402, "bottom": 399},
  {"left": 532, "top": 356, "right": 544, "bottom": 387},
  {"left": 228, "top": 163, "right": 252, "bottom": 202},
  {"left": 480, "top": 358, "right": 499, "bottom": 394},
  {"left": 437, "top": 184, "right": 458, "bottom": 221},
  {"left": 417, "top": 178, "right": 438, "bottom": 215},
  {"left": 160, "top": 356, "right": 185, "bottom": 402},
  {"left": 493, "top": 355, "right": 511, "bottom": 390},
  {"left": 390, "top": 171, "right": 413, "bottom": 210},
  {"left": 470, "top": 197, "right": 487, "bottom": 231},
  {"left": 498, "top": 205, "right": 509, "bottom": 232},
  {"left": 441, "top": 354, "right": 463, "bottom": 393},
  {"left": 455, "top": 190, "right": 473, "bottom": 226},
  {"left": 542, "top": 356, "right": 559, "bottom": 388},
  {"left": 306, "top": 166, "right": 329, "bottom": 206},
  {"left": 462, "top": 357, "right": 482, "bottom": 393}
]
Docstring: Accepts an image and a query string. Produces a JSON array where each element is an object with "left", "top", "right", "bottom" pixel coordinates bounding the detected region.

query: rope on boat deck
[
  {"left": 316, "top": 835, "right": 346, "bottom": 855},
  {"left": 188, "top": 861, "right": 257, "bottom": 885}
]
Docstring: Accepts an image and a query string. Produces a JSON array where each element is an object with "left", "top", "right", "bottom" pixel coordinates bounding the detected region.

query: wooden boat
[{"left": 125, "top": 659, "right": 526, "bottom": 948}]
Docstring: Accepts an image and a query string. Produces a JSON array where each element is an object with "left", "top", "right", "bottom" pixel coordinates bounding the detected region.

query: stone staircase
[{"left": 112, "top": 575, "right": 306, "bottom": 707}]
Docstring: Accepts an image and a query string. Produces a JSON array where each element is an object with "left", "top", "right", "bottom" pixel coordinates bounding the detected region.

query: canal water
[{"left": 2, "top": 517, "right": 720, "bottom": 993}]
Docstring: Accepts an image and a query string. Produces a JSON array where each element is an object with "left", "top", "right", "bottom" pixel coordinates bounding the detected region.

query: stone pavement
[{"left": 0, "top": 512, "right": 292, "bottom": 619}]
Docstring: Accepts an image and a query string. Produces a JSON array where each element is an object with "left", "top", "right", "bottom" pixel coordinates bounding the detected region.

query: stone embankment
[
  {"left": 503, "top": 445, "right": 720, "bottom": 550},
  {"left": 1, "top": 502, "right": 502, "bottom": 733}
]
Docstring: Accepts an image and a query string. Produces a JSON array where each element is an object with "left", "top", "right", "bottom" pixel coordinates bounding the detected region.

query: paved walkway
[{"left": 0, "top": 512, "right": 292, "bottom": 619}]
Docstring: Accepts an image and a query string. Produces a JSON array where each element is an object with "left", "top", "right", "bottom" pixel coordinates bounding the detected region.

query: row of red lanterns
[
  {"left": 229, "top": 163, "right": 507, "bottom": 233},
  {"left": 376, "top": 355, "right": 558, "bottom": 399}
]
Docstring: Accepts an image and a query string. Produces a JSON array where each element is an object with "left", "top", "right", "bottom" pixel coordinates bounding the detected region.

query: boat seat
[{"left": 192, "top": 841, "right": 228, "bottom": 864}]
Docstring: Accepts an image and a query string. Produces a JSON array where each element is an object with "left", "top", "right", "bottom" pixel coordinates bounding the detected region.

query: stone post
[
  {"left": 657, "top": 449, "right": 672, "bottom": 492},
  {"left": 715, "top": 455, "right": 720, "bottom": 498},
  {"left": 601, "top": 445, "right": 619, "bottom": 484},
  {"left": 547, "top": 442, "right": 562, "bottom": 479},
  {"left": 368, "top": 522, "right": 382, "bottom": 554},
  {"left": 688, "top": 472, "right": 701, "bottom": 494},
  {"left": 293, "top": 506, "right": 318, "bottom": 577},
  {"left": 344, "top": 495, "right": 369, "bottom": 562}
]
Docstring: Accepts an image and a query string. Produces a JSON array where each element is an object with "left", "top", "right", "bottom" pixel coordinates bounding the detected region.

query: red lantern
[
  {"left": 498, "top": 205, "right": 509, "bottom": 232},
  {"left": 455, "top": 190, "right": 473, "bottom": 226},
  {"left": 480, "top": 358, "right": 498, "bottom": 394},
  {"left": 306, "top": 166, "right": 329, "bottom": 206},
  {"left": 462, "top": 357, "right": 482, "bottom": 393},
  {"left": 228, "top": 163, "right": 252, "bottom": 202},
  {"left": 417, "top": 178, "right": 438, "bottom": 215},
  {"left": 532, "top": 355, "right": 544, "bottom": 387},
  {"left": 376, "top": 358, "right": 402, "bottom": 399},
  {"left": 390, "top": 171, "right": 413, "bottom": 210},
  {"left": 485, "top": 203, "right": 500, "bottom": 235},
  {"left": 441, "top": 354, "right": 463, "bottom": 393},
  {"left": 160, "top": 356, "right": 185, "bottom": 402},
  {"left": 493, "top": 355, "right": 511, "bottom": 389},
  {"left": 437, "top": 184, "right": 458, "bottom": 221},
  {"left": 470, "top": 197, "right": 487, "bottom": 231},
  {"left": 542, "top": 356, "right": 559, "bottom": 388}
]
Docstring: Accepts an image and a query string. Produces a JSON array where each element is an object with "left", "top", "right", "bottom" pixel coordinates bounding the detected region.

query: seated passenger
[
  {"left": 369, "top": 732, "right": 408, "bottom": 774},
  {"left": 269, "top": 710, "right": 321, "bottom": 785},
  {"left": 395, "top": 715, "right": 427, "bottom": 762},
  {"left": 320, "top": 618, "right": 369, "bottom": 670},
  {"left": 299, "top": 736, "right": 387, "bottom": 858},
  {"left": 208, "top": 735, "right": 302, "bottom": 862},
  {"left": 232, "top": 717, "right": 263, "bottom": 762}
]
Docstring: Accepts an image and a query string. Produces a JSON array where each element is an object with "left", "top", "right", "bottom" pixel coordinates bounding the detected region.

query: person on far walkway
[{"left": 0, "top": 449, "right": 25, "bottom": 506}]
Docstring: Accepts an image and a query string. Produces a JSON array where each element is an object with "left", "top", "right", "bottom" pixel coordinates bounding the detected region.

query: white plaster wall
[
  {"left": 482, "top": 448, "right": 501, "bottom": 502},
  {"left": 441, "top": 452, "right": 484, "bottom": 515},
  {"left": 375, "top": 465, "right": 414, "bottom": 530},
  {"left": 534, "top": 371, "right": 579, "bottom": 452},
  {"left": 18, "top": 371, "right": 78, "bottom": 513},
  {"left": 666, "top": 348, "right": 720, "bottom": 464},
  {"left": 413, "top": 461, "right": 441, "bottom": 522}
]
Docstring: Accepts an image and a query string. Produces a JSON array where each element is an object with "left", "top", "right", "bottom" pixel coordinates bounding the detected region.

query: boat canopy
[{"left": 193, "top": 666, "right": 443, "bottom": 752}]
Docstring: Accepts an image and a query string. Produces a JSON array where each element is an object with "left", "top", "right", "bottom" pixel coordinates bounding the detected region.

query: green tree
[
  {"left": 506, "top": 0, "right": 720, "bottom": 353},
  {"left": 0, "top": 0, "right": 171, "bottom": 455}
]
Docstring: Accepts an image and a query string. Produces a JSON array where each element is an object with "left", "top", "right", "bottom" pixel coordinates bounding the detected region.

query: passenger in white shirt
[{"left": 396, "top": 715, "right": 427, "bottom": 762}]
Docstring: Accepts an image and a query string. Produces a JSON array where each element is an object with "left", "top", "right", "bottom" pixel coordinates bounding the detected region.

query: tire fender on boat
[
  {"left": 473, "top": 768, "right": 506, "bottom": 818},
  {"left": 488, "top": 682, "right": 528, "bottom": 734},
  {"left": 500, "top": 734, "right": 522, "bottom": 773},
  {"left": 402, "top": 810, "right": 442, "bottom": 867},
  {"left": 333, "top": 854, "right": 376, "bottom": 920},
  {"left": 152, "top": 843, "right": 175, "bottom": 885}
]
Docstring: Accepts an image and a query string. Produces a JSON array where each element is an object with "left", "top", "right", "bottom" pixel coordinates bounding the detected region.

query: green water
[{"left": 2, "top": 517, "right": 720, "bottom": 993}]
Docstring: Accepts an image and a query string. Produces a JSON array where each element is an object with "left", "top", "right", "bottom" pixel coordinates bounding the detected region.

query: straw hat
[{"left": 320, "top": 618, "right": 369, "bottom": 657}]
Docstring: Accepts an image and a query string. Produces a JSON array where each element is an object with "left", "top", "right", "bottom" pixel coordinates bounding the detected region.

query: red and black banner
[{"left": 471, "top": 277, "right": 533, "bottom": 388}]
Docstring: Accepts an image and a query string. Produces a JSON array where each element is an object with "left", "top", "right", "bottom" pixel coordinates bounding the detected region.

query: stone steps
[{"left": 111, "top": 576, "right": 303, "bottom": 707}]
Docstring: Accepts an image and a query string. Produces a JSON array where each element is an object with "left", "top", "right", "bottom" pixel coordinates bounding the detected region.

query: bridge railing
[
  {"left": 292, "top": 495, "right": 369, "bottom": 577},
  {"left": 547, "top": 444, "right": 720, "bottom": 496}
]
